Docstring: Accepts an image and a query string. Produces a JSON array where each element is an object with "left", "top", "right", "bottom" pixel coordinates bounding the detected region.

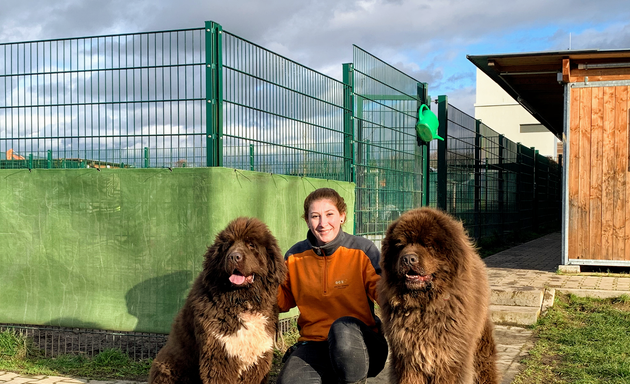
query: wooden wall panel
[
  {"left": 602, "top": 87, "right": 615, "bottom": 260},
  {"left": 590, "top": 87, "right": 603, "bottom": 260},
  {"left": 620, "top": 87, "right": 630, "bottom": 261},
  {"left": 613, "top": 87, "right": 627, "bottom": 260},
  {"left": 568, "top": 88, "right": 581, "bottom": 260},
  {"left": 578, "top": 87, "right": 592, "bottom": 259},
  {"left": 569, "top": 85, "right": 630, "bottom": 262}
]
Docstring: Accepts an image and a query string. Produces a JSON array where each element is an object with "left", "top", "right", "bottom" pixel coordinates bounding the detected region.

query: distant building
[{"left": 474, "top": 69, "right": 560, "bottom": 159}]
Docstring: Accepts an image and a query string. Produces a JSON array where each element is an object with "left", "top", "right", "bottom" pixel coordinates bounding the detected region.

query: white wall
[{"left": 474, "top": 69, "right": 558, "bottom": 158}]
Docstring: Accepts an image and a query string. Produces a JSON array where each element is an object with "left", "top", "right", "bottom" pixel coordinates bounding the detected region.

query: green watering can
[{"left": 415, "top": 104, "right": 443, "bottom": 142}]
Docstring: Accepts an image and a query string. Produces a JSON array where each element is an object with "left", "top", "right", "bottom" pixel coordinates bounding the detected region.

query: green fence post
[
  {"left": 498, "top": 135, "right": 505, "bottom": 230},
  {"left": 205, "top": 21, "right": 223, "bottom": 167},
  {"left": 474, "top": 120, "right": 482, "bottom": 239},
  {"left": 516, "top": 143, "right": 525, "bottom": 231},
  {"left": 436, "top": 95, "right": 448, "bottom": 211},
  {"left": 249, "top": 144, "right": 255, "bottom": 171},
  {"left": 342, "top": 63, "right": 355, "bottom": 183},
  {"left": 144, "top": 147, "right": 149, "bottom": 168},
  {"left": 47, "top": 150, "right": 52, "bottom": 169},
  {"left": 418, "top": 82, "right": 430, "bottom": 208},
  {"left": 532, "top": 147, "right": 538, "bottom": 226},
  {"left": 28, "top": 154, "right": 33, "bottom": 170}
]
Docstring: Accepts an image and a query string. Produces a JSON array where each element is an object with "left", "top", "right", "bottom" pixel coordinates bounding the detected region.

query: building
[
  {"left": 474, "top": 69, "right": 559, "bottom": 159},
  {"left": 469, "top": 49, "right": 630, "bottom": 269}
]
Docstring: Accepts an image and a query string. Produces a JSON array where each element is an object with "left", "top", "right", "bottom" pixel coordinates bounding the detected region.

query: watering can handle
[{"left": 419, "top": 104, "right": 428, "bottom": 117}]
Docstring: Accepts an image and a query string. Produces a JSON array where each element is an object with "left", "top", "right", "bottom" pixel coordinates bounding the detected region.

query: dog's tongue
[
  {"left": 229, "top": 274, "right": 254, "bottom": 285},
  {"left": 230, "top": 274, "right": 246, "bottom": 285}
]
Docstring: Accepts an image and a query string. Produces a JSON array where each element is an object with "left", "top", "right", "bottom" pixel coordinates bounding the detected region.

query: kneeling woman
[{"left": 277, "top": 188, "right": 388, "bottom": 384}]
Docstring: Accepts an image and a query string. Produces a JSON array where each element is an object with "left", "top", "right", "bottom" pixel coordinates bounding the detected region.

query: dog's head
[
  {"left": 203, "top": 217, "right": 287, "bottom": 291},
  {"left": 380, "top": 207, "right": 473, "bottom": 295}
]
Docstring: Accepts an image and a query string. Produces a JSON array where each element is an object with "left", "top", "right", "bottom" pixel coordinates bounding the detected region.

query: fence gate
[{"left": 351, "top": 46, "right": 428, "bottom": 237}]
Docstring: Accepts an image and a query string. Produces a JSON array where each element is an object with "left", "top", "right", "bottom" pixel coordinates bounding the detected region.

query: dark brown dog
[
  {"left": 149, "top": 217, "right": 287, "bottom": 384},
  {"left": 377, "top": 207, "right": 499, "bottom": 384}
]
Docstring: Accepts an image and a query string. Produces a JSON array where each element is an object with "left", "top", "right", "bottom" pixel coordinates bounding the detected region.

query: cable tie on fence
[{"left": 168, "top": 167, "right": 173, "bottom": 172}]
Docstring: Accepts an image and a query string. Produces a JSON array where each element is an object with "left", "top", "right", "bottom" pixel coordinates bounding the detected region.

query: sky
[{"left": 1, "top": 0, "right": 630, "bottom": 116}]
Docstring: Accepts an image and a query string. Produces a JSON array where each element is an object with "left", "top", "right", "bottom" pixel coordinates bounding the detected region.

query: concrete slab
[
  {"left": 490, "top": 287, "right": 543, "bottom": 307},
  {"left": 490, "top": 305, "right": 540, "bottom": 326}
]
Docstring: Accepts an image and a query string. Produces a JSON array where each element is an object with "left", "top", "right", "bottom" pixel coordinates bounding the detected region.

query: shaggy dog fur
[
  {"left": 149, "top": 217, "right": 287, "bottom": 384},
  {"left": 377, "top": 207, "right": 499, "bottom": 384}
]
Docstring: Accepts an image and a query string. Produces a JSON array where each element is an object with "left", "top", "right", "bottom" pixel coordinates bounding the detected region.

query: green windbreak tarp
[{"left": 0, "top": 167, "right": 354, "bottom": 333}]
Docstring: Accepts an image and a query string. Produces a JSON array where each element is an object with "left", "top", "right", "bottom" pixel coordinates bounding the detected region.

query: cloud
[{"left": 2, "top": 0, "right": 630, "bottom": 114}]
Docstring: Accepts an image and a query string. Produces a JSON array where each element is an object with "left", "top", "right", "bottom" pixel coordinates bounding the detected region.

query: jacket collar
[{"left": 307, "top": 228, "right": 345, "bottom": 256}]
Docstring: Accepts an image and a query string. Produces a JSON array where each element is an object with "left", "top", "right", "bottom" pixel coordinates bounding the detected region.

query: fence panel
[
  {"left": 439, "top": 104, "right": 477, "bottom": 231},
  {"left": 437, "top": 100, "right": 558, "bottom": 240},
  {"left": 518, "top": 144, "right": 536, "bottom": 232},
  {"left": 220, "top": 32, "right": 350, "bottom": 180},
  {"left": 0, "top": 29, "right": 207, "bottom": 169},
  {"left": 352, "top": 46, "right": 426, "bottom": 236}
]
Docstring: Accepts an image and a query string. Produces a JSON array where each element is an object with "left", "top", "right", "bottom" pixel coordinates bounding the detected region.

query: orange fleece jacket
[{"left": 277, "top": 230, "right": 381, "bottom": 342}]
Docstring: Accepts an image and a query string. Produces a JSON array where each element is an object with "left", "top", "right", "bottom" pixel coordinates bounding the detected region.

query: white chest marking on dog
[{"left": 213, "top": 312, "right": 273, "bottom": 375}]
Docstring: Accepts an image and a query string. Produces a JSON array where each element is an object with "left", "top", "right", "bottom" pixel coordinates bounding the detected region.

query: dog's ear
[
  {"left": 263, "top": 228, "right": 287, "bottom": 286},
  {"left": 200, "top": 225, "right": 233, "bottom": 288},
  {"left": 380, "top": 217, "right": 401, "bottom": 274},
  {"left": 247, "top": 218, "right": 287, "bottom": 287}
]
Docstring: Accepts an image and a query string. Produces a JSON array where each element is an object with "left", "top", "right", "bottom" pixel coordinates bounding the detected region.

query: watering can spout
[{"left": 415, "top": 104, "right": 443, "bottom": 142}]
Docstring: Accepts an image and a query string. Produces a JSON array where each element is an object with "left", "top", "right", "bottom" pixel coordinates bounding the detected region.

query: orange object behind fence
[{"left": 6, "top": 149, "right": 25, "bottom": 160}]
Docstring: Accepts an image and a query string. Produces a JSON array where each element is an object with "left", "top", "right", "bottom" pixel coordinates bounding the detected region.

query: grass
[
  {"left": 0, "top": 331, "right": 151, "bottom": 380},
  {"left": 512, "top": 293, "right": 630, "bottom": 384},
  {"left": 0, "top": 319, "right": 302, "bottom": 382}
]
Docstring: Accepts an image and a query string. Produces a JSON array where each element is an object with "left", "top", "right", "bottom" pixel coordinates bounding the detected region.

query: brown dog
[
  {"left": 377, "top": 207, "right": 499, "bottom": 384},
  {"left": 149, "top": 217, "right": 287, "bottom": 384}
]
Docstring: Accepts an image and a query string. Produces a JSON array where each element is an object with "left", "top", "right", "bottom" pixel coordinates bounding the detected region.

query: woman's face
[{"left": 307, "top": 199, "right": 346, "bottom": 246}]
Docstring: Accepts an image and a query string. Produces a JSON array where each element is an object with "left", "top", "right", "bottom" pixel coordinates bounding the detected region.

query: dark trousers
[{"left": 276, "top": 316, "right": 388, "bottom": 384}]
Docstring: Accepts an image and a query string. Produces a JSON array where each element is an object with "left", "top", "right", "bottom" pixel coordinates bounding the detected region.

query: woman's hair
[{"left": 303, "top": 188, "right": 347, "bottom": 221}]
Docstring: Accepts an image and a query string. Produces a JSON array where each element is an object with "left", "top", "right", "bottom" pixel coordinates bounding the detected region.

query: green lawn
[{"left": 513, "top": 293, "right": 630, "bottom": 384}]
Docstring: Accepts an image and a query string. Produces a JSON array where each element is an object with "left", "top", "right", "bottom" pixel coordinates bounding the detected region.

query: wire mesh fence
[
  {"left": 434, "top": 99, "right": 561, "bottom": 239},
  {"left": 0, "top": 323, "right": 166, "bottom": 360},
  {"left": 1, "top": 316, "right": 299, "bottom": 361},
  {"left": 352, "top": 46, "right": 426, "bottom": 236},
  {"left": 221, "top": 30, "right": 350, "bottom": 179},
  {"left": 0, "top": 28, "right": 208, "bottom": 169}
]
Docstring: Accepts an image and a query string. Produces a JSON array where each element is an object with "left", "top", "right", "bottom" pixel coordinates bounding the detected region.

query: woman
[{"left": 276, "top": 188, "right": 388, "bottom": 384}]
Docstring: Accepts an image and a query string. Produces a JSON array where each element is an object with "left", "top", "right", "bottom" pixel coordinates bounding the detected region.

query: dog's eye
[{"left": 247, "top": 242, "right": 255, "bottom": 249}]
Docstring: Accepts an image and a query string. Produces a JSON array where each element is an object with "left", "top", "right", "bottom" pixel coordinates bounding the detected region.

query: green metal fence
[
  {"left": 0, "top": 28, "right": 208, "bottom": 169},
  {"left": 351, "top": 46, "right": 428, "bottom": 235},
  {"left": 434, "top": 97, "right": 561, "bottom": 239},
  {"left": 219, "top": 26, "right": 351, "bottom": 180},
  {"left": 1, "top": 20, "right": 560, "bottom": 241},
  {"left": 0, "top": 20, "right": 565, "bottom": 357}
]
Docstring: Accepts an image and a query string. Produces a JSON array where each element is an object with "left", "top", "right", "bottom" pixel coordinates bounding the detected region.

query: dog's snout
[
  {"left": 229, "top": 251, "right": 243, "bottom": 263},
  {"left": 402, "top": 254, "right": 418, "bottom": 266}
]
